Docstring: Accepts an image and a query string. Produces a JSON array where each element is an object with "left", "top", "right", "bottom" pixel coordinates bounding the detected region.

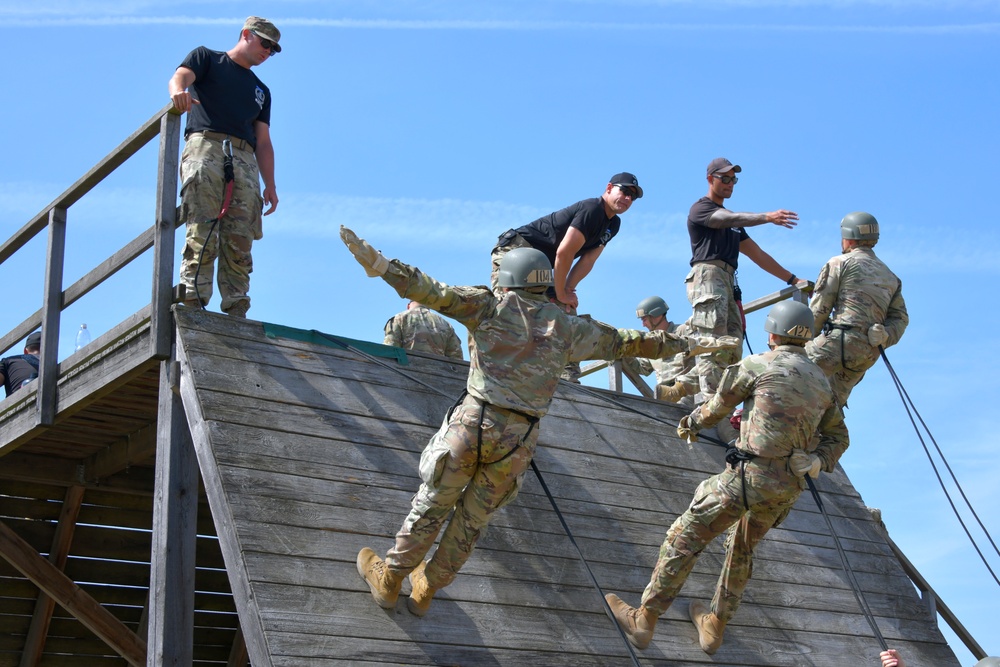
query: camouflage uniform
[
  {"left": 640, "top": 345, "right": 848, "bottom": 623},
  {"left": 490, "top": 232, "right": 582, "bottom": 382},
  {"left": 634, "top": 320, "right": 696, "bottom": 405},
  {"left": 178, "top": 133, "right": 264, "bottom": 314},
  {"left": 685, "top": 262, "right": 744, "bottom": 400},
  {"left": 378, "top": 259, "right": 702, "bottom": 590},
  {"left": 384, "top": 304, "right": 464, "bottom": 360},
  {"left": 805, "top": 246, "right": 908, "bottom": 406}
]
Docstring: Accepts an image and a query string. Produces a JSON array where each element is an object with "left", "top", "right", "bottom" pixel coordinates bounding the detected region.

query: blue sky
[{"left": 4, "top": 1, "right": 999, "bottom": 664}]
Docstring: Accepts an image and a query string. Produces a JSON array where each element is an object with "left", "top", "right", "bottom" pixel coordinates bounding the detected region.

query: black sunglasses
[
  {"left": 712, "top": 174, "right": 738, "bottom": 185},
  {"left": 253, "top": 32, "right": 279, "bottom": 55}
]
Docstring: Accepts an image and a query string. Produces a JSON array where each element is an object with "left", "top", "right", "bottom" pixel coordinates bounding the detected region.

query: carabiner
[{"left": 222, "top": 138, "right": 233, "bottom": 159}]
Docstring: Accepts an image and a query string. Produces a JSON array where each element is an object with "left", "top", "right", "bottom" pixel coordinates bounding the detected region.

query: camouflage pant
[
  {"left": 178, "top": 134, "right": 264, "bottom": 313},
  {"left": 685, "top": 263, "right": 744, "bottom": 399},
  {"left": 491, "top": 232, "right": 580, "bottom": 383},
  {"left": 640, "top": 456, "right": 802, "bottom": 623},
  {"left": 805, "top": 328, "right": 879, "bottom": 407},
  {"left": 385, "top": 394, "right": 539, "bottom": 588}
]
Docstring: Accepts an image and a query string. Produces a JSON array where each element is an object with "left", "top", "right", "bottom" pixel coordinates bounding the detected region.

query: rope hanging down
[
  {"left": 316, "top": 334, "right": 642, "bottom": 665},
  {"left": 879, "top": 347, "right": 1000, "bottom": 587},
  {"left": 561, "top": 374, "right": 890, "bottom": 651}
]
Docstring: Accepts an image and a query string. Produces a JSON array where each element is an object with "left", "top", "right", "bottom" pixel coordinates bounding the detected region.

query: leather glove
[
  {"left": 340, "top": 225, "right": 390, "bottom": 277},
  {"left": 867, "top": 323, "right": 888, "bottom": 347},
  {"left": 657, "top": 381, "right": 695, "bottom": 403},
  {"left": 789, "top": 450, "right": 822, "bottom": 479},
  {"left": 677, "top": 412, "right": 702, "bottom": 443},
  {"left": 687, "top": 335, "right": 741, "bottom": 357}
]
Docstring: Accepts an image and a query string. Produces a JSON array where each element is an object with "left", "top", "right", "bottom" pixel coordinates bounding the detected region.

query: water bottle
[{"left": 75, "top": 323, "right": 91, "bottom": 351}]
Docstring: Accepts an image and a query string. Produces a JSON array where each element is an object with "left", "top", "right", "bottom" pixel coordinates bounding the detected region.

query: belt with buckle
[
  {"left": 698, "top": 259, "right": 736, "bottom": 274},
  {"left": 190, "top": 131, "right": 253, "bottom": 152}
]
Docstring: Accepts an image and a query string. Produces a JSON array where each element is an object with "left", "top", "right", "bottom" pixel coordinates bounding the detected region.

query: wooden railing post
[
  {"left": 148, "top": 357, "right": 198, "bottom": 666},
  {"left": 151, "top": 111, "right": 181, "bottom": 360},
  {"left": 37, "top": 207, "right": 66, "bottom": 427}
]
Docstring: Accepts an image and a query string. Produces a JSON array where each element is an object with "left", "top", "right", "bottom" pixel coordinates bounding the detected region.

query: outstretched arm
[{"left": 740, "top": 237, "right": 796, "bottom": 283}]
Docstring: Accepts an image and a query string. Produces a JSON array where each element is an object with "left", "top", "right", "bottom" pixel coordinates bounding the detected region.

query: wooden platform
[{"left": 170, "top": 307, "right": 960, "bottom": 667}]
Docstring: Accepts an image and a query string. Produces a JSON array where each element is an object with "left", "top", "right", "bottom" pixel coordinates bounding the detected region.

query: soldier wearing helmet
[
  {"left": 631, "top": 296, "right": 696, "bottom": 405},
  {"left": 605, "top": 300, "right": 849, "bottom": 656},
  {"left": 338, "top": 226, "right": 739, "bottom": 619},
  {"left": 805, "top": 212, "right": 909, "bottom": 407}
]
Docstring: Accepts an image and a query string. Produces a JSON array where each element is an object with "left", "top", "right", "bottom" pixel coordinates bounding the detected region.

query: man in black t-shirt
[
  {"left": 490, "top": 172, "right": 642, "bottom": 310},
  {"left": 489, "top": 173, "right": 642, "bottom": 382},
  {"left": 676, "top": 157, "right": 803, "bottom": 405},
  {"left": 0, "top": 331, "right": 41, "bottom": 397},
  {"left": 168, "top": 16, "right": 282, "bottom": 319}
]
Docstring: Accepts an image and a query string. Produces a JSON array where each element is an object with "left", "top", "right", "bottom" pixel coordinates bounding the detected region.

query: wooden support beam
[
  {"left": 83, "top": 424, "right": 158, "bottom": 481},
  {"left": 151, "top": 111, "right": 180, "bottom": 360},
  {"left": 0, "top": 519, "right": 147, "bottom": 667},
  {"left": 147, "top": 358, "right": 199, "bottom": 666},
  {"left": 38, "top": 207, "right": 66, "bottom": 427},
  {"left": 226, "top": 625, "right": 249, "bottom": 667},
  {"left": 0, "top": 452, "right": 154, "bottom": 495},
  {"left": 19, "top": 486, "right": 86, "bottom": 667}
]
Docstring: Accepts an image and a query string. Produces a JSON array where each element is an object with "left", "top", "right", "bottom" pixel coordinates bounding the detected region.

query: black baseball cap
[
  {"left": 610, "top": 172, "right": 643, "bottom": 198},
  {"left": 706, "top": 158, "right": 742, "bottom": 177},
  {"left": 26, "top": 331, "right": 41, "bottom": 349}
]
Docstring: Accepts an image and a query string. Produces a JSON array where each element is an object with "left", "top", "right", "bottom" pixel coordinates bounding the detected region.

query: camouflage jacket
[
  {"left": 810, "top": 246, "right": 908, "bottom": 346},
  {"left": 381, "top": 260, "right": 696, "bottom": 418},
  {"left": 699, "top": 345, "right": 849, "bottom": 472},
  {"left": 634, "top": 320, "right": 694, "bottom": 385},
  {"left": 384, "top": 305, "right": 464, "bottom": 360}
]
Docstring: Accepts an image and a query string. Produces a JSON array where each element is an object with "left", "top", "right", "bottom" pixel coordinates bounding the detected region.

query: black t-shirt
[
  {"left": 515, "top": 197, "right": 620, "bottom": 266},
  {"left": 179, "top": 47, "right": 271, "bottom": 148},
  {"left": 687, "top": 197, "right": 750, "bottom": 268},
  {"left": 1, "top": 354, "right": 39, "bottom": 396}
]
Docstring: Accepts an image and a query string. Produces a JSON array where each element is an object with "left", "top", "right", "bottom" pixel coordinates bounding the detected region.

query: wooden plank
[
  {"left": 19, "top": 485, "right": 85, "bottom": 667},
  {"left": 148, "top": 360, "right": 199, "bottom": 667},
  {"left": 175, "top": 332, "right": 273, "bottom": 667},
  {"left": 150, "top": 112, "right": 181, "bottom": 360},
  {"left": 0, "top": 520, "right": 146, "bottom": 666},
  {"left": 0, "top": 103, "right": 173, "bottom": 265},
  {"left": 37, "top": 206, "right": 67, "bottom": 427}
]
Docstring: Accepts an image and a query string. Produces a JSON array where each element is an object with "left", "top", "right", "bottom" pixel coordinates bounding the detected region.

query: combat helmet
[
  {"left": 636, "top": 296, "right": 668, "bottom": 319},
  {"left": 497, "top": 248, "right": 554, "bottom": 288},
  {"left": 840, "top": 211, "right": 880, "bottom": 241},
  {"left": 974, "top": 658, "right": 1000, "bottom": 667},
  {"left": 763, "top": 301, "right": 814, "bottom": 341}
]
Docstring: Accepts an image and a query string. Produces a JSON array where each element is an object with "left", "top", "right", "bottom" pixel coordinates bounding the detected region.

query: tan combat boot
[
  {"left": 407, "top": 561, "right": 438, "bottom": 616},
  {"left": 225, "top": 301, "right": 249, "bottom": 318},
  {"left": 357, "top": 548, "right": 403, "bottom": 609},
  {"left": 605, "top": 593, "right": 658, "bottom": 649},
  {"left": 689, "top": 599, "right": 727, "bottom": 654}
]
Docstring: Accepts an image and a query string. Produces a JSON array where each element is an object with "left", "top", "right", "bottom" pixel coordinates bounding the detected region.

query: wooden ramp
[{"left": 173, "top": 307, "right": 960, "bottom": 667}]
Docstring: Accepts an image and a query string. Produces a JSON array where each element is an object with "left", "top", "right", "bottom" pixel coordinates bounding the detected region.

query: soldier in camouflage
[
  {"left": 605, "top": 300, "right": 849, "bottom": 655},
  {"left": 630, "top": 296, "right": 696, "bottom": 406},
  {"left": 384, "top": 300, "right": 464, "bottom": 360},
  {"left": 339, "top": 225, "right": 740, "bottom": 618},
  {"left": 805, "top": 212, "right": 908, "bottom": 407}
]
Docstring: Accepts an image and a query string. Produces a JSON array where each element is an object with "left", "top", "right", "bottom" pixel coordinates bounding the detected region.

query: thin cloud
[{"left": 5, "top": 13, "right": 1000, "bottom": 33}]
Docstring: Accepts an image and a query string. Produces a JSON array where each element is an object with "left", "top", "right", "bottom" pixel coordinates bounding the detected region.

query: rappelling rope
[
  {"left": 315, "top": 333, "right": 643, "bottom": 665},
  {"left": 879, "top": 347, "right": 1000, "bottom": 586}
]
